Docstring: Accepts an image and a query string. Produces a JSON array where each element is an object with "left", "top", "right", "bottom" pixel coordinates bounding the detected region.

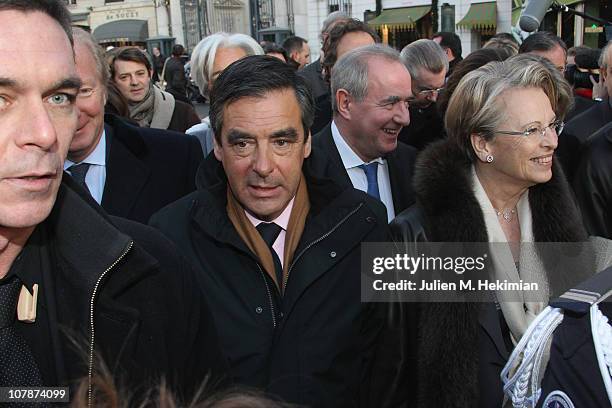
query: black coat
[
  {"left": 556, "top": 99, "right": 612, "bottom": 183},
  {"left": 101, "top": 114, "right": 203, "bottom": 224},
  {"left": 168, "top": 99, "right": 201, "bottom": 133},
  {"left": 397, "top": 104, "right": 446, "bottom": 152},
  {"left": 44, "top": 177, "right": 229, "bottom": 401},
  {"left": 313, "top": 123, "right": 417, "bottom": 217},
  {"left": 389, "top": 140, "right": 587, "bottom": 407},
  {"left": 150, "top": 149, "right": 389, "bottom": 408},
  {"left": 573, "top": 122, "right": 612, "bottom": 238},
  {"left": 298, "top": 58, "right": 328, "bottom": 101}
]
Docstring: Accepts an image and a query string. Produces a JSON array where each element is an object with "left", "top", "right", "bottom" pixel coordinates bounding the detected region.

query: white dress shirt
[
  {"left": 64, "top": 130, "right": 107, "bottom": 204},
  {"left": 245, "top": 198, "right": 294, "bottom": 268},
  {"left": 331, "top": 121, "right": 395, "bottom": 222}
]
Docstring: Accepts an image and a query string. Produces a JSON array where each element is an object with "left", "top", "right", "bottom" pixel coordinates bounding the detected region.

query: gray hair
[
  {"left": 400, "top": 39, "right": 448, "bottom": 83},
  {"left": 72, "top": 27, "right": 110, "bottom": 88},
  {"left": 599, "top": 41, "right": 612, "bottom": 70},
  {"left": 445, "top": 54, "right": 573, "bottom": 162},
  {"left": 190, "top": 32, "right": 263, "bottom": 97},
  {"left": 330, "top": 44, "right": 402, "bottom": 112},
  {"left": 321, "top": 10, "right": 350, "bottom": 39}
]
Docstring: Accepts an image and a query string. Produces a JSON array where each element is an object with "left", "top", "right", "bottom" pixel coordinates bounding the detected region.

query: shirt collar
[
  {"left": 245, "top": 197, "right": 294, "bottom": 231},
  {"left": 331, "top": 121, "right": 384, "bottom": 170},
  {"left": 64, "top": 129, "right": 106, "bottom": 169}
]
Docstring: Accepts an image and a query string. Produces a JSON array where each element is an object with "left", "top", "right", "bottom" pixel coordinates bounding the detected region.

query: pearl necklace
[{"left": 496, "top": 207, "right": 516, "bottom": 223}]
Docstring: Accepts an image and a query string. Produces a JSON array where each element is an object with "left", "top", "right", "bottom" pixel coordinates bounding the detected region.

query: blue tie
[{"left": 359, "top": 162, "right": 380, "bottom": 200}]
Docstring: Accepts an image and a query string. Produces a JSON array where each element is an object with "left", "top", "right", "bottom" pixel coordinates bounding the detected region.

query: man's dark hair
[
  {"left": 433, "top": 32, "right": 462, "bottom": 59},
  {"left": 519, "top": 31, "right": 567, "bottom": 55},
  {"left": 262, "top": 42, "right": 289, "bottom": 61},
  {"left": 209, "top": 55, "right": 314, "bottom": 143},
  {"left": 321, "top": 18, "right": 380, "bottom": 82},
  {"left": 282, "top": 36, "right": 307, "bottom": 55},
  {"left": 490, "top": 32, "right": 519, "bottom": 45},
  {"left": 172, "top": 44, "right": 185, "bottom": 57},
  {"left": 111, "top": 47, "right": 152, "bottom": 78},
  {"left": 0, "top": 0, "right": 73, "bottom": 46}
]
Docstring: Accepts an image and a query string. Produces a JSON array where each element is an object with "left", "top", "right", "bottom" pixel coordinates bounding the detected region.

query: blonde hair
[{"left": 444, "top": 54, "right": 573, "bottom": 161}]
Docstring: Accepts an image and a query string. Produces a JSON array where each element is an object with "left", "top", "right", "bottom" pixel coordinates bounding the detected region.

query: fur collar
[
  {"left": 414, "top": 140, "right": 586, "bottom": 243},
  {"left": 412, "top": 140, "right": 587, "bottom": 407}
]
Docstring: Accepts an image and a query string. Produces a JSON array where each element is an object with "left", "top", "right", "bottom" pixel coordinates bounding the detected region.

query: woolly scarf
[
  {"left": 128, "top": 84, "right": 155, "bottom": 127},
  {"left": 128, "top": 85, "right": 175, "bottom": 129},
  {"left": 226, "top": 174, "right": 310, "bottom": 293}
]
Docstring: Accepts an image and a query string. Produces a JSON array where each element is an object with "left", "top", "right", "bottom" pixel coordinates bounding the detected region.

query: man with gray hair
[
  {"left": 313, "top": 44, "right": 417, "bottom": 222},
  {"left": 398, "top": 39, "right": 448, "bottom": 151},
  {"left": 67, "top": 28, "right": 203, "bottom": 224},
  {"left": 298, "top": 10, "right": 349, "bottom": 101}
]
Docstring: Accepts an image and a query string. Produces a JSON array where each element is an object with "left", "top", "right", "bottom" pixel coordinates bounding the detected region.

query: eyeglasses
[
  {"left": 496, "top": 119, "right": 564, "bottom": 138},
  {"left": 416, "top": 87, "right": 445, "bottom": 97}
]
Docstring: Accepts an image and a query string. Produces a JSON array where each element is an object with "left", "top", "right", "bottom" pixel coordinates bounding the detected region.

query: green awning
[
  {"left": 457, "top": 2, "right": 497, "bottom": 30},
  {"left": 93, "top": 19, "right": 149, "bottom": 43},
  {"left": 512, "top": 7, "right": 521, "bottom": 26},
  {"left": 512, "top": 0, "right": 584, "bottom": 26},
  {"left": 367, "top": 6, "right": 431, "bottom": 30}
]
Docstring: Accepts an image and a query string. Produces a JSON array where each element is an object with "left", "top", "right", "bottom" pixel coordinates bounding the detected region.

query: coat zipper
[
  {"left": 283, "top": 203, "right": 364, "bottom": 291},
  {"left": 256, "top": 262, "right": 277, "bottom": 328},
  {"left": 87, "top": 240, "right": 134, "bottom": 407}
]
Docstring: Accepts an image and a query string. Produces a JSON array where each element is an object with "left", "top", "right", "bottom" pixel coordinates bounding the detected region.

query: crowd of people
[{"left": 2, "top": 1, "right": 612, "bottom": 407}]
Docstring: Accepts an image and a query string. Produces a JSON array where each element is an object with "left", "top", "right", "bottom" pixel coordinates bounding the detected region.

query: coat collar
[
  {"left": 414, "top": 139, "right": 586, "bottom": 243},
  {"left": 190, "top": 147, "right": 365, "bottom": 253},
  {"left": 48, "top": 176, "right": 155, "bottom": 298}
]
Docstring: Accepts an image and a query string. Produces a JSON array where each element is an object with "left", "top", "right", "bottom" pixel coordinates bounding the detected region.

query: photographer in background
[{"left": 557, "top": 44, "right": 610, "bottom": 184}]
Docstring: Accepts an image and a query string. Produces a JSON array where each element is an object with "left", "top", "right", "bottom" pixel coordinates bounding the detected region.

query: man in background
[
  {"left": 398, "top": 39, "right": 448, "bottom": 151},
  {"left": 432, "top": 31, "right": 462, "bottom": 76},
  {"left": 282, "top": 36, "right": 311, "bottom": 69}
]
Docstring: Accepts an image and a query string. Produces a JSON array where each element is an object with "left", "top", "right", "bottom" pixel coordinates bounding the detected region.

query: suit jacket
[
  {"left": 313, "top": 123, "right": 417, "bottom": 217},
  {"left": 298, "top": 58, "right": 328, "bottom": 100},
  {"left": 557, "top": 99, "right": 612, "bottom": 184},
  {"left": 397, "top": 104, "right": 445, "bottom": 151},
  {"left": 573, "top": 122, "right": 612, "bottom": 238},
  {"left": 101, "top": 114, "right": 203, "bottom": 224}
]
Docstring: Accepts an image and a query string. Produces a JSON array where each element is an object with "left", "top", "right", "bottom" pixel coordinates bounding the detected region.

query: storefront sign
[{"left": 106, "top": 9, "right": 139, "bottom": 21}]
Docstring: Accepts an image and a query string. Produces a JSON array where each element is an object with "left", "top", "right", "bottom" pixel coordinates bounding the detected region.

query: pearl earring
[{"left": 486, "top": 155, "right": 494, "bottom": 163}]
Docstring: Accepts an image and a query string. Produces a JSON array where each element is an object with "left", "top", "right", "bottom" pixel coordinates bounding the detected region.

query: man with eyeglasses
[
  {"left": 66, "top": 28, "right": 203, "bottom": 224},
  {"left": 397, "top": 39, "right": 448, "bottom": 151}
]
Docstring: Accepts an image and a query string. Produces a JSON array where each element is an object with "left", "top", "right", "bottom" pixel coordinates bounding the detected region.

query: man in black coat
[
  {"left": 573, "top": 122, "right": 612, "bottom": 238},
  {"left": 557, "top": 42, "right": 612, "bottom": 184},
  {"left": 398, "top": 39, "right": 448, "bottom": 151},
  {"left": 314, "top": 45, "right": 416, "bottom": 222},
  {"left": 163, "top": 44, "right": 190, "bottom": 104},
  {"left": 150, "top": 56, "right": 389, "bottom": 408},
  {"left": 0, "top": 0, "right": 227, "bottom": 400},
  {"left": 67, "top": 28, "right": 203, "bottom": 224}
]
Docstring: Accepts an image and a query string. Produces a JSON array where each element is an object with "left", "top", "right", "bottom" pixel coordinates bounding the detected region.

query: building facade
[
  {"left": 65, "top": 1, "right": 610, "bottom": 56},
  {"left": 65, "top": 0, "right": 174, "bottom": 47}
]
